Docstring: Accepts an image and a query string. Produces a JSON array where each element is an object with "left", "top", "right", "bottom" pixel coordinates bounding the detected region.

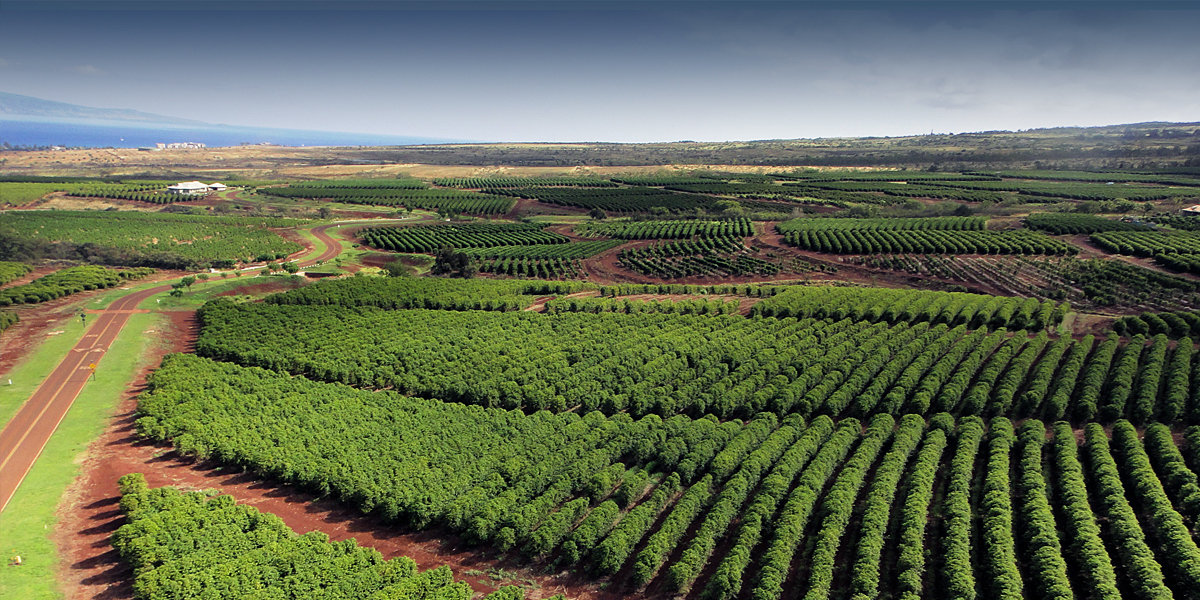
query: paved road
[{"left": 0, "top": 284, "right": 169, "bottom": 512}]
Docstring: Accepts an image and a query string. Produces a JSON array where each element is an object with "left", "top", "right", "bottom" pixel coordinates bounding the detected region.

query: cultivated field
[{"left": 4, "top": 138, "right": 1200, "bottom": 600}]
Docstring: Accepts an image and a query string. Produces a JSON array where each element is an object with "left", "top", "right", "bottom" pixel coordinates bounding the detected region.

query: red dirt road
[
  {"left": 0, "top": 284, "right": 169, "bottom": 512},
  {"left": 306, "top": 224, "right": 346, "bottom": 265}
]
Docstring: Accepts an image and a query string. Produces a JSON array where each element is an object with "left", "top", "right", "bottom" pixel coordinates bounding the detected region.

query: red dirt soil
[
  {"left": 277, "top": 227, "right": 317, "bottom": 258},
  {"left": 52, "top": 310, "right": 620, "bottom": 600}
]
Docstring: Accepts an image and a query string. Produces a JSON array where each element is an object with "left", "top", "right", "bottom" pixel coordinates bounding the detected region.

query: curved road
[
  {"left": 303, "top": 218, "right": 433, "bottom": 266},
  {"left": 307, "top": 223, "right": 350, "bottom": 265},
  {"left": 0, "top": 217, "right": 416, "bottom": 512}
]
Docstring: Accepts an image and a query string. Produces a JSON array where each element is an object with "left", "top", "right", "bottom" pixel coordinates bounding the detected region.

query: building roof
[
  {"left": 208, "top": 182, "right": 227, "bottom": 188},
  {"left": 168, "top": 181, "right": 210, "bottom": 190}
]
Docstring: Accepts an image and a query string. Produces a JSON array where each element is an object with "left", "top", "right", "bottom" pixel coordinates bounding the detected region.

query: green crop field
[
  {"left": 0, "top": 210, "right": 305, "bottom": 269},
  {"left": 18, "top": 160, "right": 1200, "bottom": 600}
]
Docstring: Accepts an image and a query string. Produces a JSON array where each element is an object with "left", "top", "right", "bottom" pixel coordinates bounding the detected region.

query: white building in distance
[{"left": 167, "top": 181, "right": 213, "bottom": 195}]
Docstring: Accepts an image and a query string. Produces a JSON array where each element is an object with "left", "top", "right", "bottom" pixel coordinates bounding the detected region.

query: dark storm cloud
[{"left": 1, "top": 3, "right": 1196, "bottom": 142}]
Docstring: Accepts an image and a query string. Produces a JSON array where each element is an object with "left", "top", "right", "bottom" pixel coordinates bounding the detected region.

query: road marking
[
  {"left": 0, "top": 310, "right": 123, "bottom": 472},
  {"left": 0, "top": 284, "right": 171, "bottom": 511}
]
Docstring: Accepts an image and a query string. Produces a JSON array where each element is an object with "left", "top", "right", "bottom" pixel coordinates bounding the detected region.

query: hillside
[{"left": 0, "top": 91, "right": 207, "bottom": 125}]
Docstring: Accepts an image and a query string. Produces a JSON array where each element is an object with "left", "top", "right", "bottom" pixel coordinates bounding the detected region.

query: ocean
[{"left": 0, "top": 118, "right": 456, "bottom": 149}]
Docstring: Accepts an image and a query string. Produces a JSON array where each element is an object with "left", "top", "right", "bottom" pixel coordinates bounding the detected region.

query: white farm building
[{"left": 167, "top": 181, "right": 227, "bottom": 195}]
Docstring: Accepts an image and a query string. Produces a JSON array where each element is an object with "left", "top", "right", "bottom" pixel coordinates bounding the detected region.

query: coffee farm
[{"left": 9, "top": 160, "right": 1200, "bottom": 600}]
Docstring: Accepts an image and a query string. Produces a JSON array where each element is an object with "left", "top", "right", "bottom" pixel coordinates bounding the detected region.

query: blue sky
[{"left": 2, "top": 2, "right": 1198, "bottom": 142}]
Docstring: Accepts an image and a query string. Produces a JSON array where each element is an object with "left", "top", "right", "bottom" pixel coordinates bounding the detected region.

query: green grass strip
[{"left": 0, "top": 312, "right": 159, "bottom": 599}]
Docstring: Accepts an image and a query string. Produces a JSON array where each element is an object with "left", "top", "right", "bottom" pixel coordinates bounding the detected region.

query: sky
[{"left": 1, "top": 1, "right": 1198, "bottom": 143}]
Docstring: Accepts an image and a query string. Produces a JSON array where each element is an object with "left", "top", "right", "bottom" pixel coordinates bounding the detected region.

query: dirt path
[
  {"left": 0, "top": 284, "right": 169, "bottom": 512},
  {"left": 307, "top": 224, "right": 346, "bottom": 265},
  {"left": 1110, "top": 253, "right": 1200, "bottom": 280},
  {"left": 582, "top": 240, "right": 651, "bottom": 285},
  {"left": 1064, "top": 233, "right": 1108, "bottom": 259},
  {"left": 524, "top": 290, "right": 597, "bottom": 312}
]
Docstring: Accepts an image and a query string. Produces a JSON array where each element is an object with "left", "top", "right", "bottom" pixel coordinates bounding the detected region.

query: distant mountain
[
  {"left": 0, "top": 91, "right": 460, "bottom": 148},
  {"left": 0, "top": 91, "right": 208, "bottom": 126}
]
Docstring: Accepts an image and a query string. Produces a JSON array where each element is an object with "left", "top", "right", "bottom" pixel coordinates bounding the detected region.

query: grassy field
[
  {"left": 0, "top": 183, "right": 68, "bottom": 205},
  {"left": 149, "top": 275, "right": 307, "bottom": 310},
  {"left": 0, "top": 312, "right": 158, "bottom": 600}
]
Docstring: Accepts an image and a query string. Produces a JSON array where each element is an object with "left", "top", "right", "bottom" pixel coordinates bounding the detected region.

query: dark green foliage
[
  {"left": 1093, "top": 230, "right": 1200, "bottom": 258},
  {"left": 0, "top": 210, "right": 304, "bottom": 268},
  {"left": 665, "top": 417, "right": 805, "bottom": 591},
  {"left": 1115, "top": 310, "right": 1200, "bottom": 339},
  {"left": 1098, "top": 334, "right": 1145, "bottom": 422},
  {"left": 942, "top": 417, "right": 984, "bottom": 600},
  {"left": 547, "top": 296, "right": 741, "bottom": 316},
  {"left": 1161, "top": 338, "right": 1193, "bottom": 423},
  {"left": 894, "top": 428, "right": 948, "bottom": 600},
  {"left": 1074, "top": 333, "right": 1120, "bottom": 421},
  {"left": 361, "top": 223, "right": 567, "bottom": 253},
  {"left": 1142, "top": 424, "right": 1200, "bottom": 529},
  {"left": 747, "top": 419, "right": 862, "bottom": 600},
  {"left": 496, "top": 186, "right": 718, "bottom": 213},
  {"left": 1014, "top": 334, "right": 1071, "bottom": 415},
  {"left": 1015, "top": 421, "right": 1072, "bottom": 600},
  {"left": 1051, "top": 422, "right": 1121, "bottom": 600},
  {"left": 435, "top": 177, "right": 616, "bottom": 188},
  {"left": 632, "top": 475, "right": 713, "bottom": 585},
  {"left": 778, "top": 217, "right": 1076, "bottom": 255},
  {"left": 1130, "top": 334, "right": 1170, "bottom": 424},
  {"left": 848, "top": 415, "right": 926, "bottom": 600},
  {"left": 593, "top": 474, "right": 681, "bottom": 574},
  {"left": 577, "top": 218, "right": 754, "bottom": 240},
  {"left": 0, "top": 310, "right": 17, "bottom": 332},
  {"left": 560, "top": 500, "right": 619, "bottom": 565},
  {"left": 1110, "top": 421, "right": 1200, "bottom": 592},
  {"left": 111, "top": 481, "right": 472, "bottom": 600},
  {"left": 265, "top": 180, "right": 514, "bottom": 214},
  {"left": 988, "top": 332, "right": 1049, "bottom": 416},
  {"left": 0, "top": 265, "right": 154, "bottom": 306},
  {"left": 980, "top": 418, "right": 1023, "bottom": 600},
  {"left": 1044, "top": 335, "right": 1094, "bottom": 420},
  {"left": 1082, "top": 423, "right": 1175, "bottom": 600},
  {"left": 263, "top": 276, "right": 586, "bottom": 311},
  {"left": 752, "top": 286, "right": 1065, "bottom": 331},
  {"left": 703, "top": 416, "right": 835, "bottom": 600},
  {"left": 802, "top": 414, "right": 899, "bottom": 600}
]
